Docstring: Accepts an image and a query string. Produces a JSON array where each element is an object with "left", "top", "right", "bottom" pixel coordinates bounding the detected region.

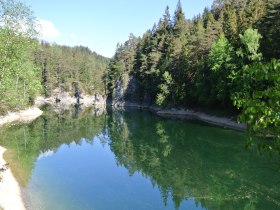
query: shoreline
[
  {"left": 36, "top": 95, "right": 246, "bottom": 132},
  {"left": 112, "top": 101, "right": 247, "bottom": 131},
  {"left": 0, "top": 107, "right": 43, "bottom": 127},
  {"left": 0, "top": 146, "right": 26, "bottom": 210},
  {"left": 0, "top": 107, "right": 43, "bottom": 210},
  {"left": 156, "top": 109, "right": 247, "bottom": 131}
]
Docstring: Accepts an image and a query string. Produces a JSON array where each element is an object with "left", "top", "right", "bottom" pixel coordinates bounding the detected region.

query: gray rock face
[
  {"left": 35, "top": 87, "right": 107, "bottom": 109},
  {"left": 113, "top": 79, "right": 124, "bottom": 103},
  {"left": 93, "top": 93, "right": 107, "bottom": 105},
  {"left": 112, "top": 75, "right": 140, "bottom": 106}
]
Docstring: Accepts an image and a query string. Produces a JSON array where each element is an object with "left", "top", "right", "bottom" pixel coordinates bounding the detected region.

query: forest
[
  {"left": 1, "top": 0, "right": 280, "bottom": 208},
  {"left": 34, "top": 42, "right": 109, "bottom": 97},
  {"left": 106, "top": 0, "right": 280, "bottom": 148},
  {"left": 0, "top": 0, "right": 109, "bottom": 114},
  {"left": 0, "top": 0, "right": 280, "bottom": 148}
]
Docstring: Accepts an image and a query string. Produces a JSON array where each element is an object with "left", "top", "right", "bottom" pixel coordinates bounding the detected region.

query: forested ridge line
[
  {"left": 0, "top": 0, "right": 109, "bottom": 115},
  {"left": 34, "top": 42, "right": 110, "bottom": 97},
  {"left": 106, "top": 0, "right": 280, "bottom": 151}
]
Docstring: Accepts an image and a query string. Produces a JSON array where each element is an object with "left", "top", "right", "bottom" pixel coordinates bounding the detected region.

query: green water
[{"left": 0, "top": 107, "right": 279, "bottom": 210}]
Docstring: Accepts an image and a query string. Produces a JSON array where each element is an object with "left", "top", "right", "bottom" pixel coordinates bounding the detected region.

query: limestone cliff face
[
  {"left": 92, "top": 93, "right": 107, "bottom": 105},
  {"left": 35, "top": 86, "right": 107, "bottom": 108},
  {"left": 112, "top": 78, "right": 124, "bottom": 104},
  {"left": 112, "top": 74, "right": 140, "bottom": 106}
]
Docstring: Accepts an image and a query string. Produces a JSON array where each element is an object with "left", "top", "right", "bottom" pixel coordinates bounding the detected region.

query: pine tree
[
  {"left": 166, "top": 0, "right": 189, "bottom": 105},
  {"left": 221, "top": 5, "right": 238, "bottom": 43},
  {"left": 245, "top": 0, "right": 267, "bottom": 27},
  {"left": 211, "top": 0, "right": 225, "bottom": 19},
  {"left": 258, "top": 0, "right": 280, "bottom": 59},
  {"left": 202, "top": 13, "right": 222, "bottom": 53}
]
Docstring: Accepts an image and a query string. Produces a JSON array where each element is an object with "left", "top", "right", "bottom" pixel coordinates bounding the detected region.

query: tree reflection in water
[
  {"left": 106, "top": 110, "right": 280, "bottom": 210},
  {"left": 0, "top": 108, "right": 279, "bottom": 209}
]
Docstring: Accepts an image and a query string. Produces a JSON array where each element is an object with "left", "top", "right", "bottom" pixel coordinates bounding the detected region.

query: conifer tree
[
  {"left": 258, "top": 0, "right": 280, "bottom": 59},
  {"left": 167, "top": 0, "right": 189, "bottom": 105},
  {"left": 221, "top": 5, "right": 238, "bottom": 43}
]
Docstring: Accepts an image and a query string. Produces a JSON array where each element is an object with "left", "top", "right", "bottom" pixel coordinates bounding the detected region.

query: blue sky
[{"left": 26, "top": 0, "right": 213, "bottom": 58}]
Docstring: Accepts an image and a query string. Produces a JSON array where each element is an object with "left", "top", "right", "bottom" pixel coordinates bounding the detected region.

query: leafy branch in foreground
[{"left": 232, "top": 59, "right": 280, "bottom": 153}]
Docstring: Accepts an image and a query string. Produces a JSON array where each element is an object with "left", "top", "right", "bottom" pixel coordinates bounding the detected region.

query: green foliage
[
  {"left": 232, "top": 59, "right": 280, "bottom": 145},
  {"left": 0, "top": 0, "right": 109, "bottom": 113},
  {"left": 258, "top": 0, "right": 280, "bottom": 59},
  {"left": 156, "top": 71, "right": 173, "bottom": 106},
  {"left": 208, "top": 35, "right": 237, "bottom": 104},
  {"left": 221, "top": 5, "right": 238, "bottom": 42},
  {"left": 0, "top": 0, "right": 41, "bottom": 113},
  {"left": 0, "top": 0, "right": 38, "bottom": 38},
  {"left": 237, "top": 28, "right": 262, "bottom": 62},
  {"left": 34, "top": 43, "right": 109, "bottom": 97},
  {"left": 105, "top": 35, "right": 138, "bottom": 102},
  {"left": 209, "top": 35, "right": 236, "bottom": 72},
  {"left": 107, "top": 0, "right": 280, "bottom": 148}
]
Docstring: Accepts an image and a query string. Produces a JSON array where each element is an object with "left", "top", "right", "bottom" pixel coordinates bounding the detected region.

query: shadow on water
[{"left": 0, "top": 107, "right": 279, "bottom": 209}]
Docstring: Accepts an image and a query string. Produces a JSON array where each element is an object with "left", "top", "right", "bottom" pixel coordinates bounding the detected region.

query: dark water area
[{"left": 0, "top": 107, "right": 279, "bottom": 210}]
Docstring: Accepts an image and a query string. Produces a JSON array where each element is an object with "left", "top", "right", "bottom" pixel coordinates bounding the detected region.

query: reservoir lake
[{"left": 0, "top": 107, "right": 279, "bottom": 210}]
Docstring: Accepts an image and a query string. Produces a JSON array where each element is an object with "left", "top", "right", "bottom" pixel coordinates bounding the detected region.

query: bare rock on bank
[
  {"left": 0, "top": 107, "right": 43, "bottom": 127},
  {"left": 157, "top": 109, "right": 247, "bottom": 131},
  {"left": 34, "top": 93, "right": 76, "bottom": 107},
  {"left": 92, "top": 93, "right": 107, "bottom": 106},
  {"left": 0, "top": 147, "right": 26, "bottom": 210},
  {"left": 35, "top": 92, "right": 107, "bottom": 108}
]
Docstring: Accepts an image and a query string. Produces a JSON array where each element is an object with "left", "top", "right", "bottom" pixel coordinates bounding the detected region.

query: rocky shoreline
[
  {"left": 156, "top": 109, "right": 246, "bottom": 131},
  {"left": 0, "top": 107, "right": 43, "bottom": 127},
  {"left": 112, "top": 101, "right": 246, "bottom": 131}
]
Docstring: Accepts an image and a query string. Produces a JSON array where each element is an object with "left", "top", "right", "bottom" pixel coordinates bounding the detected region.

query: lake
[{"left": 0, "top": 107, "right": 279, "bottom": 210}]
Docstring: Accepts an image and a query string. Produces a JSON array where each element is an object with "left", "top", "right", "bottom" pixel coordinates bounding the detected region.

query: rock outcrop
[{"left": 35, "top": 87, "right": 107, "bottom": 109}]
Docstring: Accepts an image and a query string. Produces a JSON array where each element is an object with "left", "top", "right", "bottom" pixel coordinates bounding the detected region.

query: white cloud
[{"left": 37, "top": 19, "right": 60, "bottom": 39}]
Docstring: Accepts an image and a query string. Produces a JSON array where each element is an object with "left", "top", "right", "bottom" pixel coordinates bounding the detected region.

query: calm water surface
[{"left": 0, "top": 107, "right": 279, "bottom": 210}]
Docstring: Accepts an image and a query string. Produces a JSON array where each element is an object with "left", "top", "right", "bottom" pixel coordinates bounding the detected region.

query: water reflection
[
  {"left": 106, "top": 110, "right": 280, "bottom": 209},
  {"left": 0, "top": 108, "right": 279, "bottom": 209},
  {"left": 0, "top": 106, "right": 107, "bottom": 186}
]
